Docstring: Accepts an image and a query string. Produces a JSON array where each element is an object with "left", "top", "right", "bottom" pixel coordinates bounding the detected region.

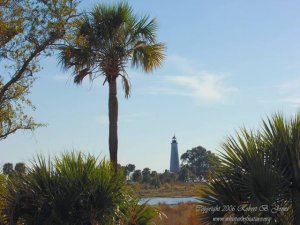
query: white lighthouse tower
[{"left": 170, "top": 135, "right": 180, "bottom": 172}]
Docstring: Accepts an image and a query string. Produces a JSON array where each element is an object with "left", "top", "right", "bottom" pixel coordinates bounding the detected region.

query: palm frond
[
  {"left": 132, "top": 43, "right": 166, "bottom": 72},
  {"left": 132, "top": 16, "right": 158, "bottom": 43},
  {"left": 121, "top": 73, "right": 131, "bottom": 98},
  {"left": 74, "top": 68, "right": 90, "bottom": 84}
]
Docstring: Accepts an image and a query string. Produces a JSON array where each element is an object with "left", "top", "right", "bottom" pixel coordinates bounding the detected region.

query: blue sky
[{"left": 1, "top": 0, "right": 300, "bottom": 172}]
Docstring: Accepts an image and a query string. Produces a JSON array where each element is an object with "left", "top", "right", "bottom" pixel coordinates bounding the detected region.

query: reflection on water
[{"left": 139, "top": 196, "right": 201, "bottom": 205}]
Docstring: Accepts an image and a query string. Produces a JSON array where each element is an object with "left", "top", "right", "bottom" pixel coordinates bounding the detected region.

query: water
[{"left": 139, "top": 196, "right": 201, "bottom": 205}]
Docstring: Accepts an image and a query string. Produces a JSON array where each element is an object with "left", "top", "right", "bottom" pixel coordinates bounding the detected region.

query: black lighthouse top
[{"left": 172, "top": 135, "right": 177, "bottom": 143}]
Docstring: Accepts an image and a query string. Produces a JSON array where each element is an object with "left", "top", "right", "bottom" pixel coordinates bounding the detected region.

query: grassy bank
[
  {"left": 153, "top": 203, "right": 200, "bottom": 225},
  {"left": 128, "top": 182, "right": 206, "bottom": 198}
]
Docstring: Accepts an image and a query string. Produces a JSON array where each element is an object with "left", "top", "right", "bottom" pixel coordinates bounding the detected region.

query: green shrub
[
  {"left": 199, "top": 113, "right": 298, "bottom": 224},
  {"left": 4, "top": 152, "right": 128, "bottom": 225}
]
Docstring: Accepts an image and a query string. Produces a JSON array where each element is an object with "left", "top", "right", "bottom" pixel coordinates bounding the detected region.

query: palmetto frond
[
  {"left": 120, "top": 71, "right": 131, "bottom": 99},
  {"left": 132, "top": 43, "right": 165, "bottom": 72},
  {"left": 132, "top": 16, "right": 158, "bottom": 43},
  {"left": 199, "top": 113, "right": 299, "bottom": 224},
  {"left": 199, "top": 177, "right": 245, "bottom": 225},
  {"left": 4, "top": 152, "right": 128, "bottom": 225},
  {"left": 261, "top": 113, "right": 300, "bottom": 185}
]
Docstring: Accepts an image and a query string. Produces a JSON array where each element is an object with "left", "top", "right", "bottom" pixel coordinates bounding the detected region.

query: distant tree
[
  {"left": 2, "top": 163, "right": 13, "bottom": 175},
  {"left": 142, "top": 168, "right": 151, "bottom": 183},
  {"left": 181, "top": 146, "right": 219, "bottom": 180},
  {"left": 125, "top": 164, "right": 135, "bottom": 179},
  {"left": 150, "top": 171, "right": 158, "bottom": 178},
  {"left": 132, "top": 170, "right": 142, "bottom": 183},
  {"left": 159, "top": 170, "right": 171, "bottom": 183},
  {"left": 15, "top": 162, "right": 26, "bottom": 174},
  {"left": 170, "top": 172, "right": 178, "bottom": 183},
  {"left": 150, "top": 176, "right": 160, "bottom": 188},
  {"left": 149, "top": 171, "right": 160, "bottom": 188},
  {"left": 178, "top": 166, "right": 191, "bottom": 182}
]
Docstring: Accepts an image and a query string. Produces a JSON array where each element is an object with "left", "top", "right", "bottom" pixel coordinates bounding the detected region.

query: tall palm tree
[{"left": 59, "top": 3, "right": 165, "bottom": 169}]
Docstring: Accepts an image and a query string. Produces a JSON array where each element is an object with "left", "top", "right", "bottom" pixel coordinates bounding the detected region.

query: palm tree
[
  {"left": 199, "top": 113, "right": 299, "bottom": 224},
  {"left": 59, "top": 3, "right": 165, "bottom": 169}
]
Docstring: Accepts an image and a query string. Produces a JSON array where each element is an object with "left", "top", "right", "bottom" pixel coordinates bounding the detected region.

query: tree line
[
  {"left": 121, "top": 145, "right": 219, "bottom": 187},
  {"left": 2, "top": 145, "right": 219, "bottom": 189}
]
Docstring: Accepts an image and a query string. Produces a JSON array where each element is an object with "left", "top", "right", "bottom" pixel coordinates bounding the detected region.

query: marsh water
[{"left": 139, "top": 196, "right": 201, "bottom": 205}]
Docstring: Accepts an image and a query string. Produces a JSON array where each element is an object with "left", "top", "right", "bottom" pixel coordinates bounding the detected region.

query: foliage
[
  {"left": 150, "top": 171, "right": 161, "bottom": 188},
  {"left": 0, "top": 0, "right": 79, "bottom": 140},
  {"left": 120, "top": 199, "right": 160, "bottom": 225},
  {"left": 142, "top": 168, "right": 151, "bottom": 183},
  {"left": 153, "top": 203, "right": 199, "bottom": 225},
  {"left": 3, "top": 152, "right": 129, "bottom": 225},
  {"left": 0, "top": 173, "right": 8, "bottom": 224},
  {"left": 2, "top": 162, "right": 27, "bottom": 176},
  {"left": 59, "top": 2, "right": 165, "bottom": 168},
  {"left": 129, "top": 182, "right": 204, "bottom": 198},
  {"left": 199, "top": 113, "right": 300, "bottom": 224},
  {"left": 132, "top": 169, "right": 143, "bottom": 183},
  {"left": 125, "top": 164, "right": 135, "bottom": 179},
  {"left": 159, "top": 170, "right": 178, "bottom": 184},
  {"left": 178, "top": 166, "right": 191, "bottom": 182},
  {"left": 14, "top": 163, "right": 26, "bottom": 174},
  {"left": 130, "top": 168, "right": 179, "bottom": 185},
  {"left": 59, "top": 2, "right": 165, "bottom": 91},
  {"left": 2, "top": 163, "right": 13, "bottom": 175},
  {"left": 126, "top": 164, "right": 136, "bottom": 174},
  {"left": 181, "top": 146, "right": 219, "bottom": 180}
]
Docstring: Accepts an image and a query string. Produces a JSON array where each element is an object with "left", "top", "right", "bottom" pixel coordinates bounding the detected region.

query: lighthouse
[{"left": 170, "top": 135, "right": 180, "bottom": 172}]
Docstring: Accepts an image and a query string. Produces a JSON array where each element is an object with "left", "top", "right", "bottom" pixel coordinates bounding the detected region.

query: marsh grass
[
  {"left": 153, "top": 202, "right": 200, "bottom": 225},
  {"left": 129, "top": 182, "right": 206, "bottom": 198}
]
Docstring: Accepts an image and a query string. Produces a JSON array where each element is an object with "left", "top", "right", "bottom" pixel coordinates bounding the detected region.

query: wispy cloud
[
  {"left": 279, "top": 97, "right": 300, "bottom": 108},
  {"left": 278, "top": 77, "right": 300, "bottom": 107},
  {"left": 144, "top": 54, "right": 238, "bottom": 104},
  {"left": 166, "top": 73, "right": 238, "bottom": 102},
  {"left": 279, "top": 77, "right": 300, "bottom": 91}
]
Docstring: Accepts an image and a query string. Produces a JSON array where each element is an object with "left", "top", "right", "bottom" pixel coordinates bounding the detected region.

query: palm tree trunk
[
  {"left": 292, "top": 189, "right": 300, "bottom": 224},
  {"left": 108, "top": 78, "right": 118, "bottom": 170}
]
